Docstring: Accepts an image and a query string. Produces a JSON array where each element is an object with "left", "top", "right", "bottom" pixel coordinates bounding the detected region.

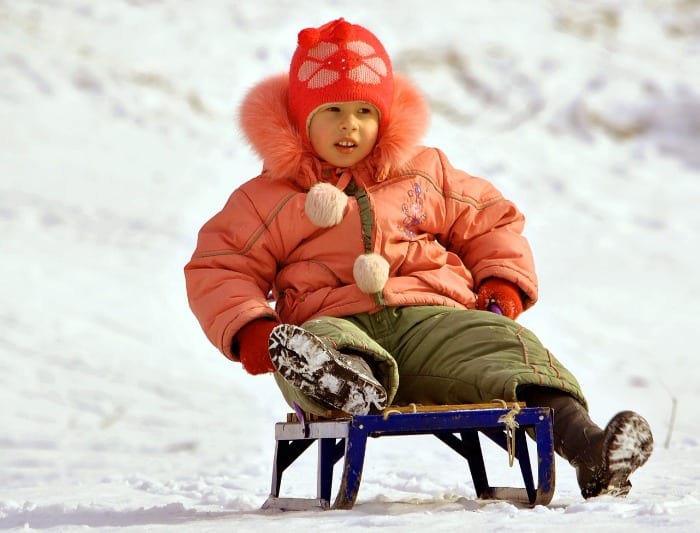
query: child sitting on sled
[{"left": 184, "top": 18, "right": 653, "bottom": 499}]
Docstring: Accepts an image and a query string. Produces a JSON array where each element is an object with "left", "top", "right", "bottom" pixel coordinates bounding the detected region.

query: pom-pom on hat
[{"left": 288, "top": 18, "right": 394, "bottom": 147}]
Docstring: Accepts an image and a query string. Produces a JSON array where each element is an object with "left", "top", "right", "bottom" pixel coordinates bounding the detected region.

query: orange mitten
[
  {"left": 477, "top": 278, "right": 524, "bottom": 320},
  {"left": 236, "top": 319, "right": 280, "bottom": 375}
]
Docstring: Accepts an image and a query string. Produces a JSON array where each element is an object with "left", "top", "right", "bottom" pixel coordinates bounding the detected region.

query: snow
[{"left": 1, "top": 0, "right": 699, "bottom": 530}]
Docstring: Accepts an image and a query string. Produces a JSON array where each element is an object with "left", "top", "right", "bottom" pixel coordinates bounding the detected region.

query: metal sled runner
[{"left": 262, "top": 403, "right": 555, "bottom": 511}]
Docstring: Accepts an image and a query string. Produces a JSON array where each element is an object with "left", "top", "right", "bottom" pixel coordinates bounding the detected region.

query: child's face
[{"left": 308, "top": 101, "right": 379, "bottom": 168}]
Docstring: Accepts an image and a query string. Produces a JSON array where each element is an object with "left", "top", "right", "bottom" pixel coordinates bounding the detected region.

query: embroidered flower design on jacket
[
  {"left": 401, "top": 182, "right": 427, "bottom": 238},
  {"left": 297, "top": 40, "right": 388, "bottom": 89}
]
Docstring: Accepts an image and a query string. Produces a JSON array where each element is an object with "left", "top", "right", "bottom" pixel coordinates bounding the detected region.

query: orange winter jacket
[{"left": 185, "top": 74, "right": 538, "bottom": 361}]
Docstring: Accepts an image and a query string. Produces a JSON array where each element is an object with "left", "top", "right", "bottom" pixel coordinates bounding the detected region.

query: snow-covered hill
[{"left": 1, "top": 1, "right": 699, "bottom": 531}]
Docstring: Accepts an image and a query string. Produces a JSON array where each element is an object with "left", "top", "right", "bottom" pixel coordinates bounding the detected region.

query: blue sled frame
[{"left": 261, "top": 405, "right": 555, "bottom": 511}]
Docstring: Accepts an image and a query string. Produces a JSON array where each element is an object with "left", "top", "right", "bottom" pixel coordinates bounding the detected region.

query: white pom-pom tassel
[
  {"left": 353, "top": 253, "right": 390, "bottom": 294},
  {"left": 304, "top": 182, "right": 348, "bottom": 227}
]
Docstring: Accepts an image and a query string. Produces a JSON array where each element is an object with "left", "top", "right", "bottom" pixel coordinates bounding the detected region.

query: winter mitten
[
  {"left": 476, "top": 278, "right": 524, "bottom": 319},
  {"left": 236, "top": 318, "right": 281, "bottom": 375}
]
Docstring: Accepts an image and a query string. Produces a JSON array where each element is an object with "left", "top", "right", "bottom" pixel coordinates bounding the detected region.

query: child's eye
[
  {"left": 358, "top": 107, "right": 373, "bottom": 114},
  {"left": 326, "top": 106, "right": 341, "bottom": 112}
]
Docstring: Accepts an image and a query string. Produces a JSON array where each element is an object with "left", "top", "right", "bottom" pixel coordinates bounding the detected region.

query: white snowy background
[{"left": 1, "top": 0, "right": 699, "bottom": 531}]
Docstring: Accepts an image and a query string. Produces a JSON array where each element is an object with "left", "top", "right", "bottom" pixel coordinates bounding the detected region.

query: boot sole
[
  {"left": 268, "top": 324, "right": 387, "bottom": 415},
  {"left": 583, "top": 410, "right": 654, "bottom": 498}
]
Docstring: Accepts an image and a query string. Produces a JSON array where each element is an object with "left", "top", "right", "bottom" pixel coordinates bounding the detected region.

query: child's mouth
[{"left": 336, "top": 140, "right": 357, "bottom": 153}]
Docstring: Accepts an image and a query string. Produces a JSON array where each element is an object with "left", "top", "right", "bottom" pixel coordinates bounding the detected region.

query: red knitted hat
[{"left": 288, "top": 18, "right": 394, "bottom": 147}]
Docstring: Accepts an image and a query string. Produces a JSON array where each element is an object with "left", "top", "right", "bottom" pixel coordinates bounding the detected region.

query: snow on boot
[
  {"left": 268, "top": 324, "right": 388, "bottom": 415},
  {"left": 578, "top": 410, "right": 654, "bottom": 498},
  {"left": 520, "top": 387, "right": 653, "bottom": 499}
]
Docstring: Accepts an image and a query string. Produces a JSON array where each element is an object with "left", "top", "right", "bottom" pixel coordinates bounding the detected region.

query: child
[{"left": 185, "top": 18, "right": 653, "bottom": 499}]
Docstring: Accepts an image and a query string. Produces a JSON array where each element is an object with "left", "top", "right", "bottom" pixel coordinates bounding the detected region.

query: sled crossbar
[{"left": 262, "top": 403, "right": 555, "bottom": 511}]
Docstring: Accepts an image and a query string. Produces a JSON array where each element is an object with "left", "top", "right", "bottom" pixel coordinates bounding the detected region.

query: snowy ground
[{"left": 1, "top": 0, "right": 699, "bottom": 531}]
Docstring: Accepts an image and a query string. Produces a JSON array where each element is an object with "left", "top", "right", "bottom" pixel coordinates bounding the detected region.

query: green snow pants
[{"left": 273, "top": 306, "right": 587, "bottom": 415}]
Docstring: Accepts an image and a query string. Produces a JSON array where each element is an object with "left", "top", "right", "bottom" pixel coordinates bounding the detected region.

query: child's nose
[{"left": 339, "top": 113, "right": 358, "bottom": 130}]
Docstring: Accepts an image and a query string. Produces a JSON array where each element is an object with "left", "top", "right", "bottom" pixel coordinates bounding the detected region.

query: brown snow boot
[{"left": 520, "top": 387, "right": 653, "bottom": 498}]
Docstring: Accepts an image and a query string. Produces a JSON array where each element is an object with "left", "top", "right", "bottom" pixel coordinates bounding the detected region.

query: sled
[{"left": 261, "top": 402, "right": 555, "bottom": 511}]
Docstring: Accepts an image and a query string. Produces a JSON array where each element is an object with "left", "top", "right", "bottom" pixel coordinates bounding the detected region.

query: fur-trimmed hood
[{"left": 238, "top": 73, "right": 430, "bottom": 188}]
